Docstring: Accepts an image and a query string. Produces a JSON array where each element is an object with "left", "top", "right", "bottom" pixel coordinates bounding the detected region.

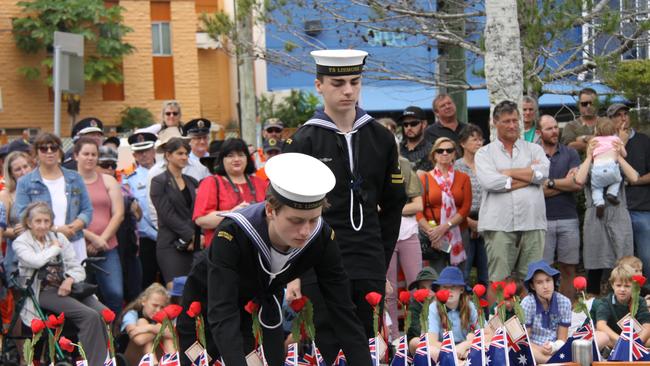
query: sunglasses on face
[
  {"left": 580, "top": 101, "right": 593, "bottom": 107},
  {"left": 99, "top": 162, "right": 117, "bottom": 170},
  {"left": 38, "top": 144, "right": 60, "bottom": 153},
  {"left": 266, "top": 127, "right": 282, "bottom": 133},
  {"left": 435, "top": 148, "right": 455, "bottom": 154},
  {"left": 165, "top": 111, "right": 179, "bottom": 116},
  {"left": 402, "top": 121, "right": 421, "bottom": 128}
]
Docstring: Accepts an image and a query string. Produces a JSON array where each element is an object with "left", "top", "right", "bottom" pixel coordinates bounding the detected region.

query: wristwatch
[{"left": 547, "top": 179, "right": 556, "bottom": 189}]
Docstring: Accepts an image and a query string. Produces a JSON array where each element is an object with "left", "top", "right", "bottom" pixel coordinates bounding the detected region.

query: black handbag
[
  {"left": 69, "top": 282, "right": 98, "bottom": 300},
  {"left": 419, "top": 174, "right": 437, "bottom": 260}
]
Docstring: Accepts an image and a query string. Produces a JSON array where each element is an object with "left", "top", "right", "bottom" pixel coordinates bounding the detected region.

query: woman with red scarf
[{"left": 417, "top": 137, "right": 472, "bottom": 273}]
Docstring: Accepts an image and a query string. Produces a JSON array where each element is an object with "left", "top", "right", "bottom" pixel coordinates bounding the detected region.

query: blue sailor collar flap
[
  {"left": 304, "top": 107, "right": 373, "bottom": 133},
  {"left": 220, "top": 203, "right": 324, "bottom": 276}
]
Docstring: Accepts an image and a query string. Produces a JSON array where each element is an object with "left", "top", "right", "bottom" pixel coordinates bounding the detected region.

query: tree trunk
[
  {"left": 484, "top": 0, "right": 524, "bottom": 140},
  {"left": 236, "top": 2, "right": 257, "bottom": 147}
]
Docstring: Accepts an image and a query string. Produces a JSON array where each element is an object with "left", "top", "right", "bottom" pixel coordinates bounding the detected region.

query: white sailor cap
[
  {"left": 265, "top": 153, "right": 336, "bottom": 210},
  {"left": 310, "top": 49, "right": 368, "bottom": 76}
]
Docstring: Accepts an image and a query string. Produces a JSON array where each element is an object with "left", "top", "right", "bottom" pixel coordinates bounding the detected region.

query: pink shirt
[
  {"left": 86, "top": 174, "right": 118, "bottom": 250},
  {"left": 592, "top": 135, "right": 621, "bottom": 158}
]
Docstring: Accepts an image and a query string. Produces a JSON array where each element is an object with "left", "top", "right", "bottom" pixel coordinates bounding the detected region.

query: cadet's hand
[{"left": 286, "top": 279, "right": 302, "bottom": 302}]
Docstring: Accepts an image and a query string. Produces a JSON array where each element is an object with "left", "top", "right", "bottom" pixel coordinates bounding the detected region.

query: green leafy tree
[
  {"left": 12, "top": 0, "right": 134, "bottom": 127},
  {"left": 259, "top": 90, "right": 320, "bottom": 128},
  {"left": 604, "top": 59, "right": 650, "bottom": 128},
  {"left": 119, "top": 106, "right": 155, "bottom": 131}
]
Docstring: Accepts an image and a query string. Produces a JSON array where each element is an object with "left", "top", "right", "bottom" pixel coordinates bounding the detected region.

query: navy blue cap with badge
[
  {"left": 128, "top": 131, "right": 157, "bottom": 152},
  {"left": 71, "top": 117, "right": 104, "bottom": 138},
  {"left": 263, "top": 138, "right": 283, "bottom": 154},
  {"left": 183, "top": 118, "right": 212, "bottom": 137}
]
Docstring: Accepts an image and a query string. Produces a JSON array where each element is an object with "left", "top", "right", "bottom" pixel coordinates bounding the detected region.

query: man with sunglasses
[
  {"left": 399, "top": 106, "right": 433, "bottom": 173},
  {"left": 561, "top": 88, "right": 599, "bottom": 152},
  {"left": 63, "top": 117, "right": 105, "bottom": 170}
]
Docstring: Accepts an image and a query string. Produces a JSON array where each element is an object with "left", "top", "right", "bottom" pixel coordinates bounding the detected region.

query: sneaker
[
  {"left": 606, "top": 194, "right": 620, "bottom": 205},
  {"left": 596, "top": 205, "right": 605, "bottom": 218}
]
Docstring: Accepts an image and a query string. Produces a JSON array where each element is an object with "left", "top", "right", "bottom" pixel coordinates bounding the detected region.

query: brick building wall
[{"left": 0, "top": 0, "right": 234, "bottom": 136}]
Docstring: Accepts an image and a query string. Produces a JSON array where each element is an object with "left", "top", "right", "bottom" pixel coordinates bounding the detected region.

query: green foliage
[
  {"left": 604, "top": 60, "right": 650, "bottom": 104},
  {"left": 258, "top": 90, "right": 320, "bottom": 128},
  {"left": 11, "top": 0, "right": 134, "bottom": 86},
  {"left": 119, "top": 107, "right": 155, "bottom": 131},
  {"left": 284, "top": 41, "right": 297, "bottom": 53}
]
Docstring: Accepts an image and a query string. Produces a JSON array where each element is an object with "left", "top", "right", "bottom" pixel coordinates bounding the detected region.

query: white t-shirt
[
  {"left": 269, "top": 246, "right": 294, "bottom": 274},
  {"left": 42, "top": 176, "right": 87, "bottom": 261}
]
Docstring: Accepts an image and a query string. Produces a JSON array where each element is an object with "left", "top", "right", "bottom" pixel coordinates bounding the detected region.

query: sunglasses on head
[
  {"left": 165, "top": 111, "right": 179, "bottom": 116},
  {"left": 435, "top": 148, "right": 455, "bottom": 154},
  {"left": 99, "top": 161, "right": 117, "bottom": 169},
  {"left": 38, "top": 144, "right": 60, "bottom": 153},
  {"left": 580, "top": 101, "right": 593, "bottom": 107},
  {"left": 402, "top": 121, "right": 422, "bottom": 128},
  {"left": 266, "top": 127, "right": 282, "bottom": 133}
]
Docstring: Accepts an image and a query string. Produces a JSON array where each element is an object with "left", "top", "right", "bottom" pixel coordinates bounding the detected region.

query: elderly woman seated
[{"left": 13, "top": 202, "right": 109, "bottom": 366}]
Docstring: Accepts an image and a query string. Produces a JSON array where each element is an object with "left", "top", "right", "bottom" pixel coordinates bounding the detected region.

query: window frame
[{"left": 151, "top": 21, "right": 172, "bottom": 56}]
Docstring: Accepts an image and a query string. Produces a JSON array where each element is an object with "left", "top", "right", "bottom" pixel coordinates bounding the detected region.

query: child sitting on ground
[
  {"left": 590, "top": 118, "right": 627, "bottom": 218},
  {"left": 595, "top": 264, "right": 650, "bottom": 348},
  {"left": 616, "top": 256, "right": 650, "bottom": 307}
]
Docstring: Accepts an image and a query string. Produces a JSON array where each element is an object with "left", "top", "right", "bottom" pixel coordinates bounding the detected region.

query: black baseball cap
[{"left": 398, "top": 106, "right": 425, "bottom": 124}]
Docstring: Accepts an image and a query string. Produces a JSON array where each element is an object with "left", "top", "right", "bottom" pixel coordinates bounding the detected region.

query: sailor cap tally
[
  {"left": 310, "top": 49, "right": 368, "bottom": 76},
  {"left": 265, "top": 153, "right": 335, "bottom": 210}
]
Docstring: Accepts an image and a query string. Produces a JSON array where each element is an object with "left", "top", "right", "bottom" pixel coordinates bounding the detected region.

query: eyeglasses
[
  {"left": 580, "top": 101, "right": 593, "bottom": 107},
  {"left": 99, "top": 161, "right": 117, "bottom": 169},
  {"left": 38, "top": 144, "right": 60, "bottom": 153},
  {"left": 165, "top": 111, "right": 179, "bottom": 116},
  {"left": 266, "top": 127, "right": 282, "bottom": 133},
  {"left": 435, "top": 148, "right": 455, "bottom": 154},
  {"left": 402, "top": 121, "right": 422, "bottom": 128}
]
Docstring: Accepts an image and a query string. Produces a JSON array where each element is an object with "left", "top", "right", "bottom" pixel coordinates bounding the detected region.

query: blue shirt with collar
[
  {"left": 124, "top": 165, "right": 157, "bottom": 240},
  {"left": 544, "top": 143, "right": 581, "bottom": 220},
  {"left": 521, "top": 292, "right": 572, "bottom": 345}
]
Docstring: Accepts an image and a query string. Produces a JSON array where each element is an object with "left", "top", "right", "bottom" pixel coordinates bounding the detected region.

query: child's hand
[{"left": 542, "top": 342, "right": 554, "bottom": 355}]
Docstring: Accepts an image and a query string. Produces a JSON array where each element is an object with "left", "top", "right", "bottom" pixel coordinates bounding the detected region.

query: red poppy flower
[
  {"left": 365, "top": 292, "right": 382, "bottom": 307},
  {"left": 473, "top": 284, "right": 486, "bottom": 298},
  {"left": 413, "top": 289, "right": 431, "bottom": 303},
  {"left": 58, "top": 336, "right": 75, "bottom": 353},
  {"left": 101, "top": 308, "right": 116, "bottom": 323},
  {"left": 187, "top": 301, "right": 202, "bottom": 318},
  {"left": 504, "top": 282, "right": 517, "bottom": 299},
  {"left": 479, "top": 299, "right": 489, "bottom": 308},
  {"left": 633, "top": 275, "right": 647, "bottom": 287},
  {"left": 398, "top": 291, "right": 411, "bottom": 305},
  {"left": 163, "top": 304, "right": 183, "bottom": 319},
  {"left": 152, "top": 309, "right": 168, "bottom": 323},
  {"left": 31, "top": 319, "right": 45, "bottom": 334},
  {"left": 436, "top": 289, "right": 450, "bottom": 304},
  {"left": 290, "top": 297, "right": 308, "bottom": 313},
  {"left": 491, "top": 281, "right": 506, "bottom": 292},
  {"left": 573, "top": 276, "right": 587, "bottom": 291},
  {"left": 244, "top": 300, "right": 260, "bottom": 314}
]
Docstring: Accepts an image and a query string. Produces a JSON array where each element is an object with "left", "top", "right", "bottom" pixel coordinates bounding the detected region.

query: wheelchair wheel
[{"left": 0, "top": 337, "right": 20, "bottom": 366}]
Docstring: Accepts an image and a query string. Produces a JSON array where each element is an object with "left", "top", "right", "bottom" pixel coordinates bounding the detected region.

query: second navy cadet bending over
[
  {"left": 283, "top": 49, "right": 407, "bottom": 361},
  {"left": 206, "top": 153, "right": 372, "bottom": 366}
]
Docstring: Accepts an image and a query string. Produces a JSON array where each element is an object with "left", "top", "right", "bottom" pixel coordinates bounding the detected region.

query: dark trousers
[
  {"left": 139, "top": 237, "right": 161, "bottom": 289},
  {"left": 303, "top": 278, "right": 384, "bottom": 364}
]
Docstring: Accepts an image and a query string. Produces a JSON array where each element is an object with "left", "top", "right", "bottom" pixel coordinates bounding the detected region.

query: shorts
[{"left": 543, "top": 218, "right": 580, "bottom": 265}]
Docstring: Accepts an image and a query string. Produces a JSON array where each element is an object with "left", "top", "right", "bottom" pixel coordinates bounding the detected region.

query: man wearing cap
[
  {"left": 561, "top": 88, "right": 599, "bottom": 152},
  {"left": 425, "top": 94, "right": 468, "bottom": 145},
  {"left": 123, "top": 131, "right": 161, "bottom": 289},
  {"left": 399, "top": 106, "right": 433, "bottom": 173},
  {"left": 205, "top": 153, "right": 371, "bottom": 366},
  {"left": 254, "top": 118, "right": 285, "bottom": 169},
  {"left": 184, "top": 118, "right": 212, "bottom": 161},
  {"left": 255, "top": 138, "right": 283, "bottom": 181},
  {"left": 283, "top": 49, "right": 407, "bottom": 361},
  {"left": 63, "top": 117, "right": 105, "bottom": 170},
  {"left": 610, "top": 103, "right": 650, "bottom": 280}
]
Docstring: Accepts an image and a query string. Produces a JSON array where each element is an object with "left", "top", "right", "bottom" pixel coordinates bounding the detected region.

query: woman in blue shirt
[
  {"left": 428, "top": 266, "right": 478, "bottom": 361},
  {"left": 14, "top": 132, "right": 93, "bottom": 261}
]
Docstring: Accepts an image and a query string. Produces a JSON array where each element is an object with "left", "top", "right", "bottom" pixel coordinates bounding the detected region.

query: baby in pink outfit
[{"left": 590, "top": 118, "right": 627, "bottom": 217}]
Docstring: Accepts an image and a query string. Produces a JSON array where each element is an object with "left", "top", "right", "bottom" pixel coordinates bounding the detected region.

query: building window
[{"left": 152, "top": 22, "right": 172, "bottom": 55}]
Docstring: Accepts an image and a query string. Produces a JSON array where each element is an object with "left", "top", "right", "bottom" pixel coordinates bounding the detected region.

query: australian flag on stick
[
  {"left": 467, "top": 328, "right": 486, "bottom": 366},
  {"left": 137, "top": 353, "right": 154, "bottom": 366},
  {"left": 547, "top": 322, "right": 600, "bottom": 363},
  {"left": 487, "top": 327, "right": 509, "bottom": 366},
  {"left": 506, "top": 324, "right": 536, "bottom": 366},
  {"left": 390, "top": 335, "right": 411, "bottom": 366},
  {"left": 160, "top": 352, "right": 181, "bottom": 366},
  {"left": 608, "top": 317, "right": 650, "bottom": 361},
  {"left": 332, "top": 350, "right": 347, "bottom": 366},
  {"left": 413, "top": 333, "right": 434, "bottom": 366},
  {"left": 284, "top": 343, "right": 299, "bottom": 366},
  {"left": 438, "top": 331, "right": 459, "bottom": 366}
]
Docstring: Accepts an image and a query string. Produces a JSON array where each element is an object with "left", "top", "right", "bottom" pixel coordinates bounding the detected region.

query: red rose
[
  {"left": 31, "top": 319, "right": 45, "bottom": 334},
  {"left": 398, "top": 291, "right": 411, "bottom": 305},
  {"left": 46, "top": 314, "right": 58, "bottom": 329},
  {"left": 290, "top": 297, "right": 308, "bottom": 313},
  {"left": 504, "top": 282, "right": 517, "bottom": 299},
  {"left": 244, "top": 300, "right": 259, "bottom": 314},
  {"left": 633, "top": 275, "right": 647, "bottom": 287},
  {"left": 491, "top": 281, "right": 506, "bottom": 292},
  {"left": 101, "top": 308, "right": 116, "bottom": 323},
  {"left": 164, "top": 304, "right": 183, "bottom": 319},
  {"left": 436, "top": 289, "right": 450, "bottom": 304},
  {"left": 479, "top": 299, "right": 489, "bottom": 308},
  {"left": 58, "top": 336, "right": 75, "bottom": 353},
  {"left": 473, "top": 284, "right": 486, "bottom": 298},
  {"left": 365, "top": 292, "right": 382, "bottom": 307},
  {"left": 152, "top": 309, "right": 168, "bottom": 323},
  {"left": 57, "top": 312, "right": 65, "bottom": 324},
  {"left": 413, "top": 289, "right": 431, "bottom": 303},
  {"left": 573, "top": 276, "right": 587, "bottom": 291},
  {"left": 187, "top": 301, "right": 202, "bottom": 318}
]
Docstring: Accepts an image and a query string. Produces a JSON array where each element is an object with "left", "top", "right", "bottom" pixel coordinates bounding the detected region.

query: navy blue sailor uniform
[
  {"left": 283, "top": 107, "right": 407, "bottom": 359},
  {"left": 206, "top": 203, "right": 372, "bottom": 366}
]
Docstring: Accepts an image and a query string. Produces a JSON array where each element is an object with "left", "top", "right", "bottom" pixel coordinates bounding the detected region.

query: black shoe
[
  {"left": 606, "top": 194, "right": 620, "bottom": 205},
  {"left": 596, "top": 205, "right": 605, "bottom": 218}
]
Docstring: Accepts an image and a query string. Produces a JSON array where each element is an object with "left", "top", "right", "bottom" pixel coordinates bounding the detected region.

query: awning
[{"left": 196, "top": 32, "right": 221, "bottom": 49}]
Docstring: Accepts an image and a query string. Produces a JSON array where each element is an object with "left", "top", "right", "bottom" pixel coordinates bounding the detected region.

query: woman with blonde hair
[{"left": 139, "top": 100, "right": 184, "bottom": 136}]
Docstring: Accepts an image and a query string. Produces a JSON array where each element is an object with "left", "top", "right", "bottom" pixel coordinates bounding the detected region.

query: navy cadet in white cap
[
  {"left": 123, "top": 131, "right": 161, "bottom": 289},
  {"left": 283, "top": 49, "right": 407, "bottom": 361},
  {"left": 206, "top": 153, "right": 372, "bottom": 366}
]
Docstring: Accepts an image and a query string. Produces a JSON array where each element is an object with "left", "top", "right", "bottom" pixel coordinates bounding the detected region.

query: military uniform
[{"left": 63, "top": 117, "right": 105, "bottom": 170}]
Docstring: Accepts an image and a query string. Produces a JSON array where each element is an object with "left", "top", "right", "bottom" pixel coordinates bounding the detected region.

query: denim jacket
[{"left": 13, "top": 167, "right": 93, "bottom": 241}]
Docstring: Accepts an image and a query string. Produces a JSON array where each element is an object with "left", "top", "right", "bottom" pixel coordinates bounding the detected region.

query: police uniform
[
  {"left": 63, "top": 117, "right": 104, "bottom": 170},
  {"left": 200, "top": 153, "right": 372, "bottom": 366},
  {"left": 282, "top": 49, "right": 407, "bottom": 361},
  {"left": 183, "top": 118, "right": 212, "bottom": 161}
]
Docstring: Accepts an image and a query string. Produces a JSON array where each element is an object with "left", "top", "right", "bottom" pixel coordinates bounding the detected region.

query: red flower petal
[
  {"left": 436, "top": 289, "right": 450, "bottom": 304},
  {"left": 289, "top": 297, "right": 308, "bottom": 313},
  {"left": 473, "top": 284, "right": 486, "bottom": 298},
  {"left": 58, "top": 336, "right": 75, "bottom": 353},
  {"left": 244, "top": 300, "right": 259, "bottom": 314},
  {"left": 413, "top": 289, "right": 431, "bottom": 303},
  {"left": 31, "top": 319, "right": 45, "bottom": 334},
  {"left": 101, "top": 308, "right": 116, "bottom": 323},
  {"left": 573, "top": 276, "right": 587, "bottom": 291},
  {"left": 187, "top": 301, "right": 202, "bottom": 318},
  {"left": 398, "top": 291, "right": 411, "bottom": 305},
  {"left": 364, "top": 292, "right": 382, "bottom": 307},
  {"left": 163, "top": 304, "right": 183, "bottom": 319}
]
